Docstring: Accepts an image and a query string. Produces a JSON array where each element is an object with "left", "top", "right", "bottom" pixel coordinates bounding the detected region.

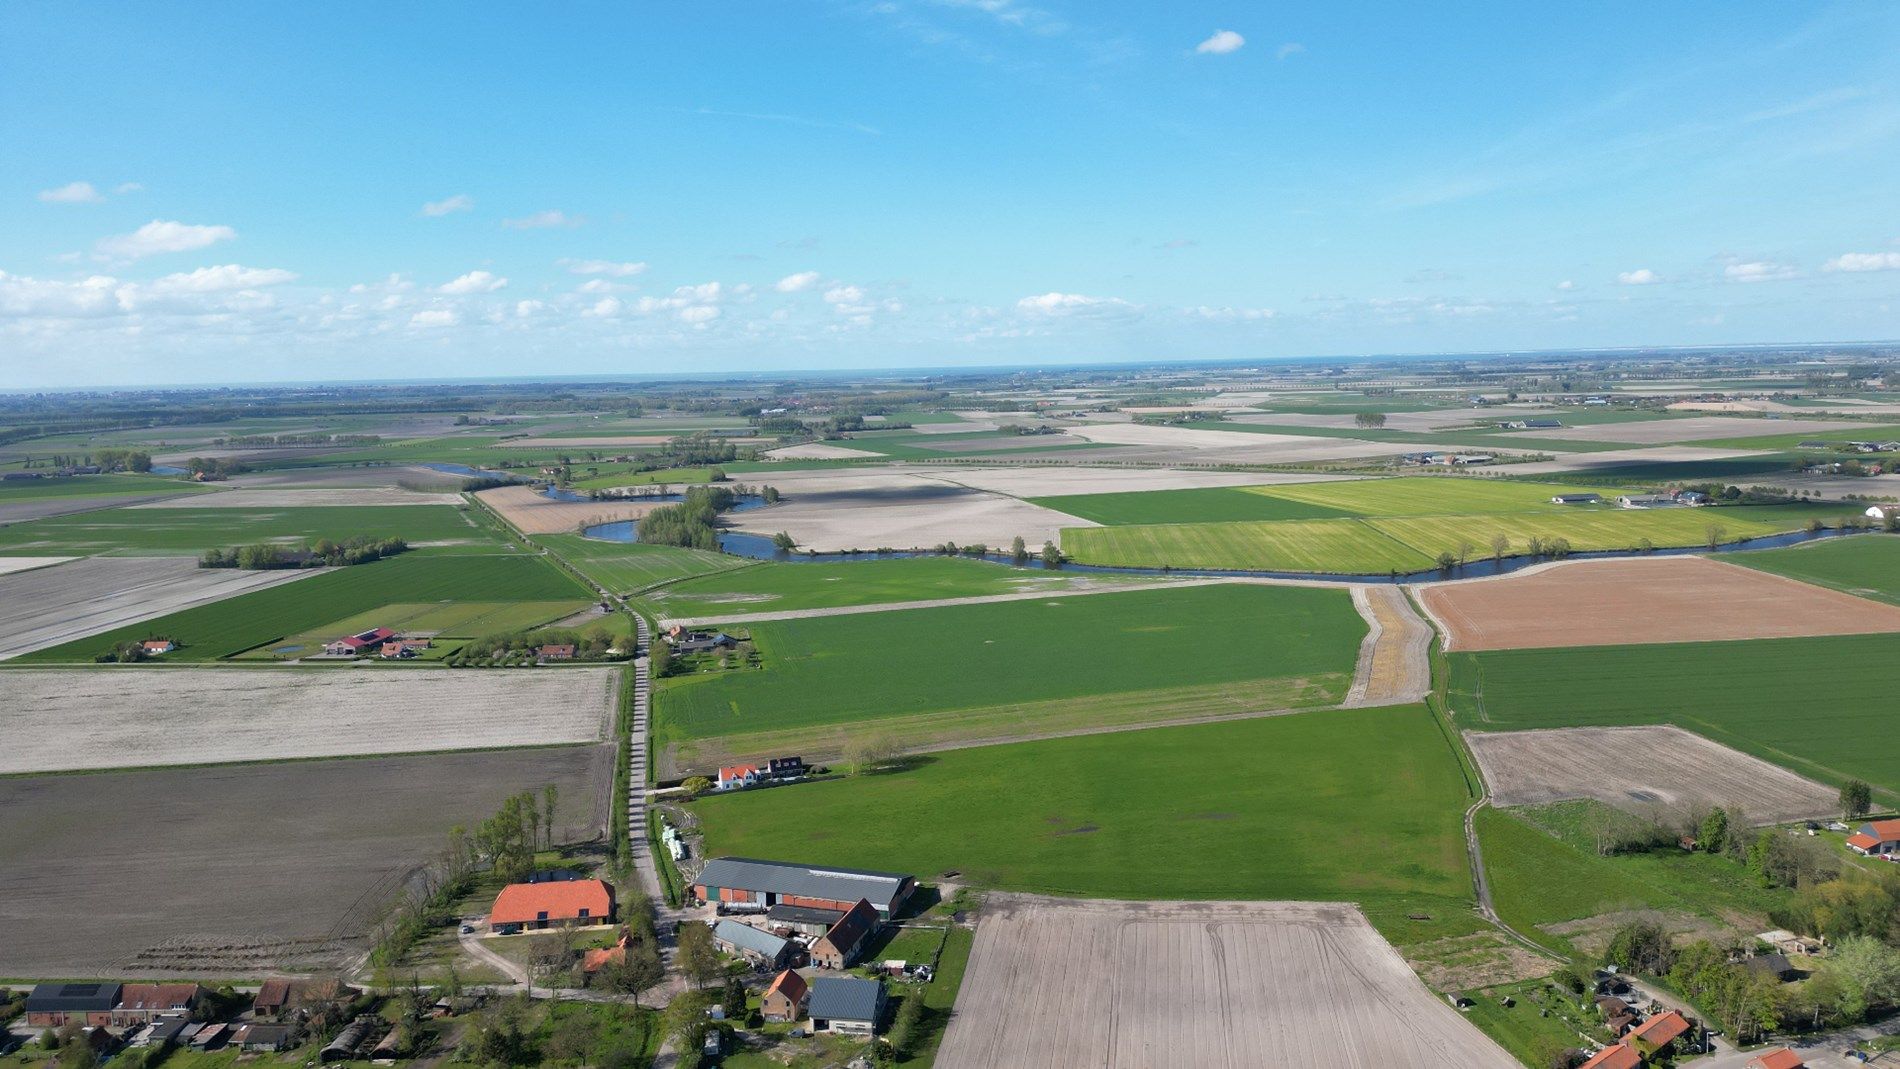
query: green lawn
[
  {"left": 1060, "top": 517, "right": 1436, "bottom": 573},
  {"left": 1029, "top": 485, "right": 1354, "bottom": 525},
  {"left": 1243, "top": 476, "right": 1632, "bottom": 516},
  {"left": 1452, "top": 634, "right": 1900, "bottom": 796},
  {"left": 1366, "top": 507, "right": 1792, "bottom": 558},
  {"left": 690, "top": 704, "right": 1474, "bottom": 903},
  {"left": 1731, "top": 534, "right": 1900, "bottom": 604},
  {"left": 0, "top": 504, "right": 487, "bottom": 554},
  {"left": 236, "top": 598, "right": 593, "bottom": 659},
  {"left": 539, "top": 533, "right": 748, "bottom": 593},
  {"left": 656, "top": 583, "right": 1365, "bottom": 743},
  {"left": 636, "top": 556, "right": 1159, "bottom": 618},
  {"left": 16, "top": 551, "right": 592, "bottom": 662}
]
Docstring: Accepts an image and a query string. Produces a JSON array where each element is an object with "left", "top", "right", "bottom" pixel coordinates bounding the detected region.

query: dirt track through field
[
  {"left": 0, "top": 666, "right": 620, "bottom": 773},
  {"left": 937, "top": 895, "right": 1519, "bottom": 1069},
  {"left": 1345, "top": 586, "right": 1432, "bottom": 706},
  {"left": 1466, "top": 726, "right": 1838, "bottom": 824},
  {"left": 0, "top": 557, "right": 320, "bottom": 660},
  {"left": 1419, "top": 555, "right": 1900, "bottom": 650}
]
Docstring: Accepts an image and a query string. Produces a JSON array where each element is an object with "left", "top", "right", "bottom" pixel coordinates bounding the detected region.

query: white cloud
[
  {"left": 97, "top": 220, "right": 236, "bottom": 261},
  {"left": 1616, "top": 268, "right": 1661, "bottom": 285},
  {"left": 515, "top": 299, "right": 547, "bottom": 318},
  {"left": 502, "top": 209, "right": 580, "bottom": 230},
  {"left": 0, "top": 271, "right": 123, "bottom": 317},
  {"left": 39, "top": 181, "right": 103, "bottom": 204},
  {"left": 586, "top": 297, "right": 623, "bottom": 318},
  {"left": 1276, "top": 42, "right": 1304, "bottom": 60},
  {"left": 775, "top": 271, "right": 821, "bottom": 293},
  {"left": 148, "top": 264, "right": 297, "bottom": 294},
  {"left": 674, "top": 281, "right": 724, "bottom": 302},
  {"left": 1192, "top": 305, "right": 1274, "bottom": 321},
  {"left": 1825, "top": 251, "right": 1900, "bottom": 273},
  {"left": 1724, "top": 261, "right": 1796, "bottom": 283},
  {"left": 1196, "top": 29, "right": 1245, "bottom": 55},
  {"left": 437, "top": 270, "right": 508, "bottom": 294},
  {"left": 114, "top": 182, "right": 144, "bottom": 195},
  {"left": 823, "top": 284, "right": 866, "bottom": 305},
  {"left": 678, "top": 305, "right": 721, "bottom": 324},
  {"left": 577, "top": 278, "right": 625, "bottom": 294},
  {"left": 410, "top": 309, "right": 459, "bottom": 328},
  {"left": 562, "top": 258, "right": 647, "bottom": 277},
  {"left": 1555, "top": 280, "right": 1576, "bottom": 291},
  {"left": 421, "top": 194, "right": 475, "bottom": 217},
  {"left": 1017, "top": 291, "right": 1119, "bottom": 311}
]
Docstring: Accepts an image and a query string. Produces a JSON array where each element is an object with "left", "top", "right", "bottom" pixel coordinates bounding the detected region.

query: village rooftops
[
  {"left": 489, "top": 877, "right": 613, "bottom": 927},
  {"left": 1747, "top": 1048, "right": 1805, "bottom": 1069},
  {"left": 1578, "top": 1043, "right": 1640, "bottom": 1069},
  {"left": 695, "top": 856, "right": 915, "bottom": 916},
  {"left": 712, "top": 919, "right": 792, "bottom": 960},
  {"left": 764, "top": 968, "right": 808, "bottom": 1004},
  {"left": 1629, "top": 1008, "right": 1692, "bottom": 1047},
  {"left": 25, "top": 983, "right": 121, "bottom": 1013},
  {"left": 117, "top": 984, "right": 200, "bottom": 1012},
  {"left": 807, "top": 976, "right": 884, "bottom": 1024}
]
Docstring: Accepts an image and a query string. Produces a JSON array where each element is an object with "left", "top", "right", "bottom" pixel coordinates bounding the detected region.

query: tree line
[{"left": 200, "top": 535, "right": 407, "bottom": 570}]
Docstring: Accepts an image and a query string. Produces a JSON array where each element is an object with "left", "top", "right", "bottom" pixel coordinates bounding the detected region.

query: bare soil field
[
  {"left": 0, "top": 490, "right": 205, "bottom": 526},
  {"left": 0, "top": 557, "right": 319, "bottom": 660},
  {"left": 496, "top": 435, "right": 675, "bottom": 448},
  {"left": 1062, "top": 422, "right": 1496, "bottom": 465},
  {"left": 1466, "top": 726, "right": 1838, "bottom": 824},
  {"left": 1499, "top": 446, "right": 1771, "bottom": 476},
  {"left": 937, "top": 895, "right": 1518, "bottom": 1069},
  {"left": 1519, "top": 415, "right": 1861, "bottom": 445},
  {"left": 921, "top": 433, "right": 1090, "bottom": 452},
  {"left": 0, "top": 555, "right": 70, "bottom": 576},
  {"left": 1419, "top": 556, "right": 1900, "bottom": 651},
  {"left": 0, "top": 666, "right": 619, "bottom": 774},
  {"left": 0, "top": 745, "right": 612, "bottom": 978},
  {"left": 130, "top": 486, "right": 465, "bottom": 507},
  {"left": 477, "top": 483, "right": 664, "bottom": 534},
  {"left": 1228, "top": 410, "right": 1491, "bottom": 432},
  {"left": 1345, "top": 586, "right": 1432, "bottom": 706},
  {"left": 762, "top": 442, "right": 883, "bottom": 460},
  {"left": 226, "top": 464, "right": 468, "bottom": 489},
  {"left": 733, "top": 480, "right": 1093, "bottom": 552}
]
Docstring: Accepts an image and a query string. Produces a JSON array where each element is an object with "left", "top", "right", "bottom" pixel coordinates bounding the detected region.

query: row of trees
[
  {"left": 446, "top": 627, "right": 625, "bottom": 667},
  {"left": 199, "top": 535, "right": 407, "bottom": 570},
  {"left": 92, "top": 447, "right": 153, "bottom": 472}
]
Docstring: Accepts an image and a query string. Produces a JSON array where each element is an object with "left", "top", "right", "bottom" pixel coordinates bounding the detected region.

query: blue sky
[{"left": 3, "top": 1, "right": 1898, "bottom": 386}]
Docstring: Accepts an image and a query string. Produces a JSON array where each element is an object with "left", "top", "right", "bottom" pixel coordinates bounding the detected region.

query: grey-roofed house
[
  {"left": 25, "top": 983, "right": 122, "bottom": 1028},
  {"left": 694, "top": 857, "right": 916, "bottom": 918},
  {"left": 1551, "top": 493, "right": 1602, "bottom": 505},
  {"left": 766, "top": 903, "right": 847, "bottom": 938},
  {"left": 812, "top": 899, "right": 881, "bottom": 969},
  {"left": 712, "top": 919, "right": 794, "bottom": 969},
  {"left": 807, "top": 976, "right": 887, "bottom": 1036}
]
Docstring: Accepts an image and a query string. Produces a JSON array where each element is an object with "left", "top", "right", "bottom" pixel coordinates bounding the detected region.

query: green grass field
[
  {"left": 1366, "top": 508, "right": 1791, "bottom": 558},
  {"left": 1731, "top": 534, "right": 1900, "bottom": 604},
  {"left": 636, "top": 556, "right": 1158, "bottom": 618},
  {"left": 1029, "top": 485, "right": 1354, "bottom": 525},
  {"left": 0, "top": 473, "right": 212, "bottom": 500},
  {"left": 690, "top": 704, "right": 1474, "bottom": 903},
  {"left": 538, "top": 533, "right": 747, "bottom": 593},
  {"left": 1699, "top": 424, "right": 1900, "bottom": 450},
  {"left": 1243, "top": 476, "right": 1626, "bottom": 516},
  {"left": 0, "top": 504, "right": 487, "bottom": 554},
  {"left": 1452, "top": 634, "right": 1900, "bottom": 796},
  {"left": 237, "top": 598, "right": 593, "bottom": 659},
  {"left": 17, "top": 551, "right": 592, "bottom": 662},
  {"left": 656, "top": 583, "right": 1364, "bottom": 744},
  {"left": 1061, "top": 517, "right": 1436, "bottom": 573}
]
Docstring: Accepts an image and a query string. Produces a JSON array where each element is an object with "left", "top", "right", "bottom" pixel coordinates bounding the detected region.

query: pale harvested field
[
  {"left": 763, "top": 442, "right": 883, "bottom": 460},
  {"left": 0, "top": 557, "right": 320, "bottom": 660},
  {"left": 733, "top": 481, "right": 1092, "bottom": 552},
  {"left": 0, "top": 745, "right": 612, "bottom": 978},
  {"left": 1500, "top": 445, "right": 1771, "bottom": 476},
  {"left": 497, "top": 435, "right": 674, "bottom": 448},
  {"left": 0, "top": 489, "right": 206, "bottom": 526},
  {"left": 0, "top": 555, "right": 70, "bottom": 577},
  {"left": 130, "top": 486, "right": 464, "bottom": 507},
  {"left": 1062, "top": 422, "right": 1493, "bottom": 465},
  {"left": 1520, "top": 415, "right": 1861, "bottom": 445},
  {"left": 937, "top": 895, "right": 1518, "bottom": 1069},
  {"left": 225, "top": 464, "right": 468, "bottom": 489},
  {"left": 0, "top": 667, "right": 619, "bottom": 774},
  {"left": 1419, "top": 556, "right": 1900, "bottom": 651},
  {"left": 477, "top": 483, "right": 664, "bottom": 534},
  {"left": 922, "top": 433, "right": 1089, "bottom": 452},
  {"left": 1345, "top": 586, "right": 1431, "bottom": 706},
  {"left": 1467, "top": 726, "right": 1837, "bottom": 824},
  {"left": 1228, "top": 410, "right": 1491, "bottom": 432},
  {"left": 932, "top": 467, "right": 1361, "bottom": 496}
]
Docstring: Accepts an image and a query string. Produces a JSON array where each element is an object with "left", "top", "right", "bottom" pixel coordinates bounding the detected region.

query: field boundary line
[{"left": 655, "top": 575, "right": 1227, "bottom": 628}]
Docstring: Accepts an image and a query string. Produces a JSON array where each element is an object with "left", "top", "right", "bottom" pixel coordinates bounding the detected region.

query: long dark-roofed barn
[{"left": 692, "top": 856, "right": 916, "bottom": 918}]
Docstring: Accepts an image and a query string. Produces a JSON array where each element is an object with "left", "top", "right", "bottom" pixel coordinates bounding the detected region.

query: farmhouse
[
  {"left": 24, "top": 983, "right": 120, "bottom": 1028},
  {"left": 140, "top": 638, "right": 177, "bottom": 655},
  {"left": 111, "top": 983, "right": 203, "bottom": 1026},
  {"left": 693, "top": 856, "right": 917, "bottom": 917},
  {"left": 712, "top": 919, "right": 794, "bottom": 969},
  {"left": 807, "top": 976, "right": 886, "bottom": 1036},
  {"left": 488, "top": 877, "right": 614, "bottom": 932},
  {"left": 582, "top": 931, "right": 632, "bottom": 974},
  {"left": 718, "top": 763, "right": 764, "bottom": 790},
  {"left": 250, "top": 978, "right": 353, "bottom": 1020},
  {"left": 811, "top": 899, "right": 881, "bottom": 969},
  {"left": 1629, "top": 1009, "right": 1693, "bottom": 1056},
  {"left": 761, "top": 969, "right": 809, "bottom": 1023},
  {"left": 1846, "top": 818, "right": 1900, "bottom": 857},
  {"left": 1499, "top": 419, "right": 1564, "bottom": 429},
  {"left": 1578, "top": 1043, "right": 1640, "bottom": 1069},
  {"left": 323, "top": 626, "right": 396, "bottom": 656},
  {"left": 380, "top": 638, "right": 430, "bottom": 659},
  {"left": 1551, "top": 493, "right": 1602, "bottom": 505},
  {"left": 537, "top": 643, "right": 577, "bottom": 662},
  {"left": 1747, "top": 1048, "right": 1805, "bottom": 1069},
  {"left": 674, "top": 631, "right": 738, "bottom": 655}
]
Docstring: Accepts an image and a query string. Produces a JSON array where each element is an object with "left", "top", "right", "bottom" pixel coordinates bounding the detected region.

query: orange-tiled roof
[
  {"left": 1631, "top": 1009, "right": 1691, "bottom": 1046},
  {"left": 1747, "top": 1048, "right": 1805, "bottom": 1069},
  {"left": 490, "top": 878, "right": 612, "bottom": 925},
  {"left": 1862, "top": 819, "right": 1900, "bottom": 840},
  {"left": 764, "top": 968, "right": 807, "bottom": 1003},
  {"left": 582, "top": 933, "right": 631, "bottom": 972},
  {"left": 719, "top": 764, "right": 761, "bottom": 780},
  {"left": 118, "top": 983, "right": 199, "bottom": 1011},
  {"left": 1578, "top": 1043, "right": 1639, "bottom": 1069},
  {"left": 1849, "top": 832, "right": 1880, "bottom": 850}
]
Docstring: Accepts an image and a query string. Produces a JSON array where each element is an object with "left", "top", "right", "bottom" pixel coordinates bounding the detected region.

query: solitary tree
[
  {"left": 1010, "top": 535, "right": 1029, "bottom": 565},
  {"left": 675, "top": 922, "right": 724, "bottom": 988},
  {"left": 1455, "top": 539, "right": 1475, "bottom": 565},
  {"left": 771, "top": 531, "right": 796, "bottom": 551},
  {"left": 680, "top": 775, "right": 712, "bottom": 799},
  {"left": 1841, "top": 779, "right": 1873, "bottom": 821},
  {"left": 1353, "top": 412, "right": 1388, "bottom": 429},
  {"left": 1706, "top": 523, "right": 1728, "bottom": 550},
  {"left": 1040, "top": 541, "right": 1062, "bottom": 567},
  {"left": 1490, "top": 533, "right": 1510, "bottom": 563}
]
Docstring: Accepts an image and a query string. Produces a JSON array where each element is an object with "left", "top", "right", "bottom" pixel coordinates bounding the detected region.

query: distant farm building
[
  {"left": 324, "top": 627, "right": 396, "bottom": 656},
  {"left": 488, "top": 877, "right": 614, "bottom": 932},
  {"left": 1616, "top": 494, "right": 1679, "bottom": 509},
  {"left": 1865, "top": 504, "right": 1900, "bottom": 522},
  {"left": 811, "top": 899, "right": 881, "bottom": 969},
  {"left": 1742, "top": 953, "right": 1801, "bottom": 983},
  {"left": 766, "top": 903, "right": 845, "bottom": 938},
  {"left": 23, "top": 983, "right": 121, "bottom": 1028},
  {"left": 718, "top": 763, "right": 763, "bottom": 791},
  {"left": 673, "top": 631, "right": 739, "bottom": 655},
  {"left": 712, "top": 919, "right": 794, "bottom": 969},
  {"left": 537, "top": 643, "right": 577, "bottom": 662},
  {"left": 140, "top": 639, "right": 177, "bottom": 655},
  {"left": 582, "top": 931, "right": 632, "bottom": 975},
  {"left": 1628, "top": 1009, "right": 1693, "bottom": 1055},
  {"left": 110, "top": 983, "right": 203, "bottom": 1026},
  {"left": 1498, "top": 419, "right": 1563, "bottom": 429},
  {"left": 761, "top": 969, "right": 809, "bottom": 1023},
  {"left": 1847, "top": 819, "right": 1900, "bottom": 857},
  {"left": 380, "top": 638, "right": 430, "bottom": 659},
  {"left": 807, "top": 975, "right": 886, "bottom": 1035},
  {"left": 693, "top": 856, "right": 917, "bottom": 918},
  {"left": 1551, "top": 493, "right": 1602, "bottom": 505}
]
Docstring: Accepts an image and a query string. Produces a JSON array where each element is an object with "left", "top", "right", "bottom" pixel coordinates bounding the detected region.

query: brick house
[
  {"left": 811, "top": 899, "right": 881, "bottom": 969},
  {"left": 489, "top": 878, "right": 615, "bottom": 932},
  {"left": 24, "top": 983, "right": 120, "bottom": 1028},
  {"left": 761, "top": 969, "right": 809, "bottom": 1023},
  {"left": 111, "top": 983, "right": 204, "bottom": 1026}
]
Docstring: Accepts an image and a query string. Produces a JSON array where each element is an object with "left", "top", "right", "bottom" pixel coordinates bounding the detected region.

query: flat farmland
[
  {"left": 1420, "top": 556, "right": 1900, "bottom": 650},
  {"left": 477, "top": 484, "right": 668, "bottom": 535},
  {"left": 540, "top": 534, "right": 746, "bottom": 592},
  {"left": 637, "top": 556, "right": 1143, "bottom": 619},
  {"left": 0, "top": 504, "right": 486, "bottom": 554},
  {"left": 1243, "top": 475, "right": 1616, "bottom": 516},
  {"left": 690, "top": 705, "right": 1472, "bottom": 903},
  {"left": 1451, "top": 633, "right": 1900, "bottom": 795},
  {"left": 937, "top": 896, "right": 1516, "bottom": 1069},
  {"left": 128, "top": 486, "right": 465, "bottom": 507},
  {"left": 242, "top": 599, "right": 593, "bottom": 659},
  {"left": 0, "top": 745, "right": 612, "bottom": 978},
  {"left": 18, "top": 551, "right": 590, "bottom": 662},
  {"left": 1368, "top": 507, "right": 1790, "bottom": 558},
  {"left": 1467, "top": 726, "right": 1837, "bottom": 824},
  {"left": 1029, "top": 485, "right": 1353, "bottom": 525},
  {"left": 1734, "top": 534, "right": 1900, "bottom": 604},
  {"left": 0, "top": 556, "right": 320, "bottom": 660},
  {"left": 2, "top": 666, "right": 618, "bottom": 774},
  {"left": 1060, "top": 517, "right": 1435, "bottom": 573},
  {"left": 657, "top": 584, "right": 1364, "bottom": 771},
  {"left": 1517, "top": 414, "right": 1862, "bottom": 445}
]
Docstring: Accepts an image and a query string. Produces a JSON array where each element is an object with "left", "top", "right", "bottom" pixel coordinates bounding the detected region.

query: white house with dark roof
[{"left": 807, "top": 976, "right": 886, "bottom": 1035}]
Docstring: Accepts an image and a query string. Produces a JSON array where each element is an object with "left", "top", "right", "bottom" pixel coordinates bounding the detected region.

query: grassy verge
[{"left": 649, "top": 809, "right": 684, "bottom": 908}]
